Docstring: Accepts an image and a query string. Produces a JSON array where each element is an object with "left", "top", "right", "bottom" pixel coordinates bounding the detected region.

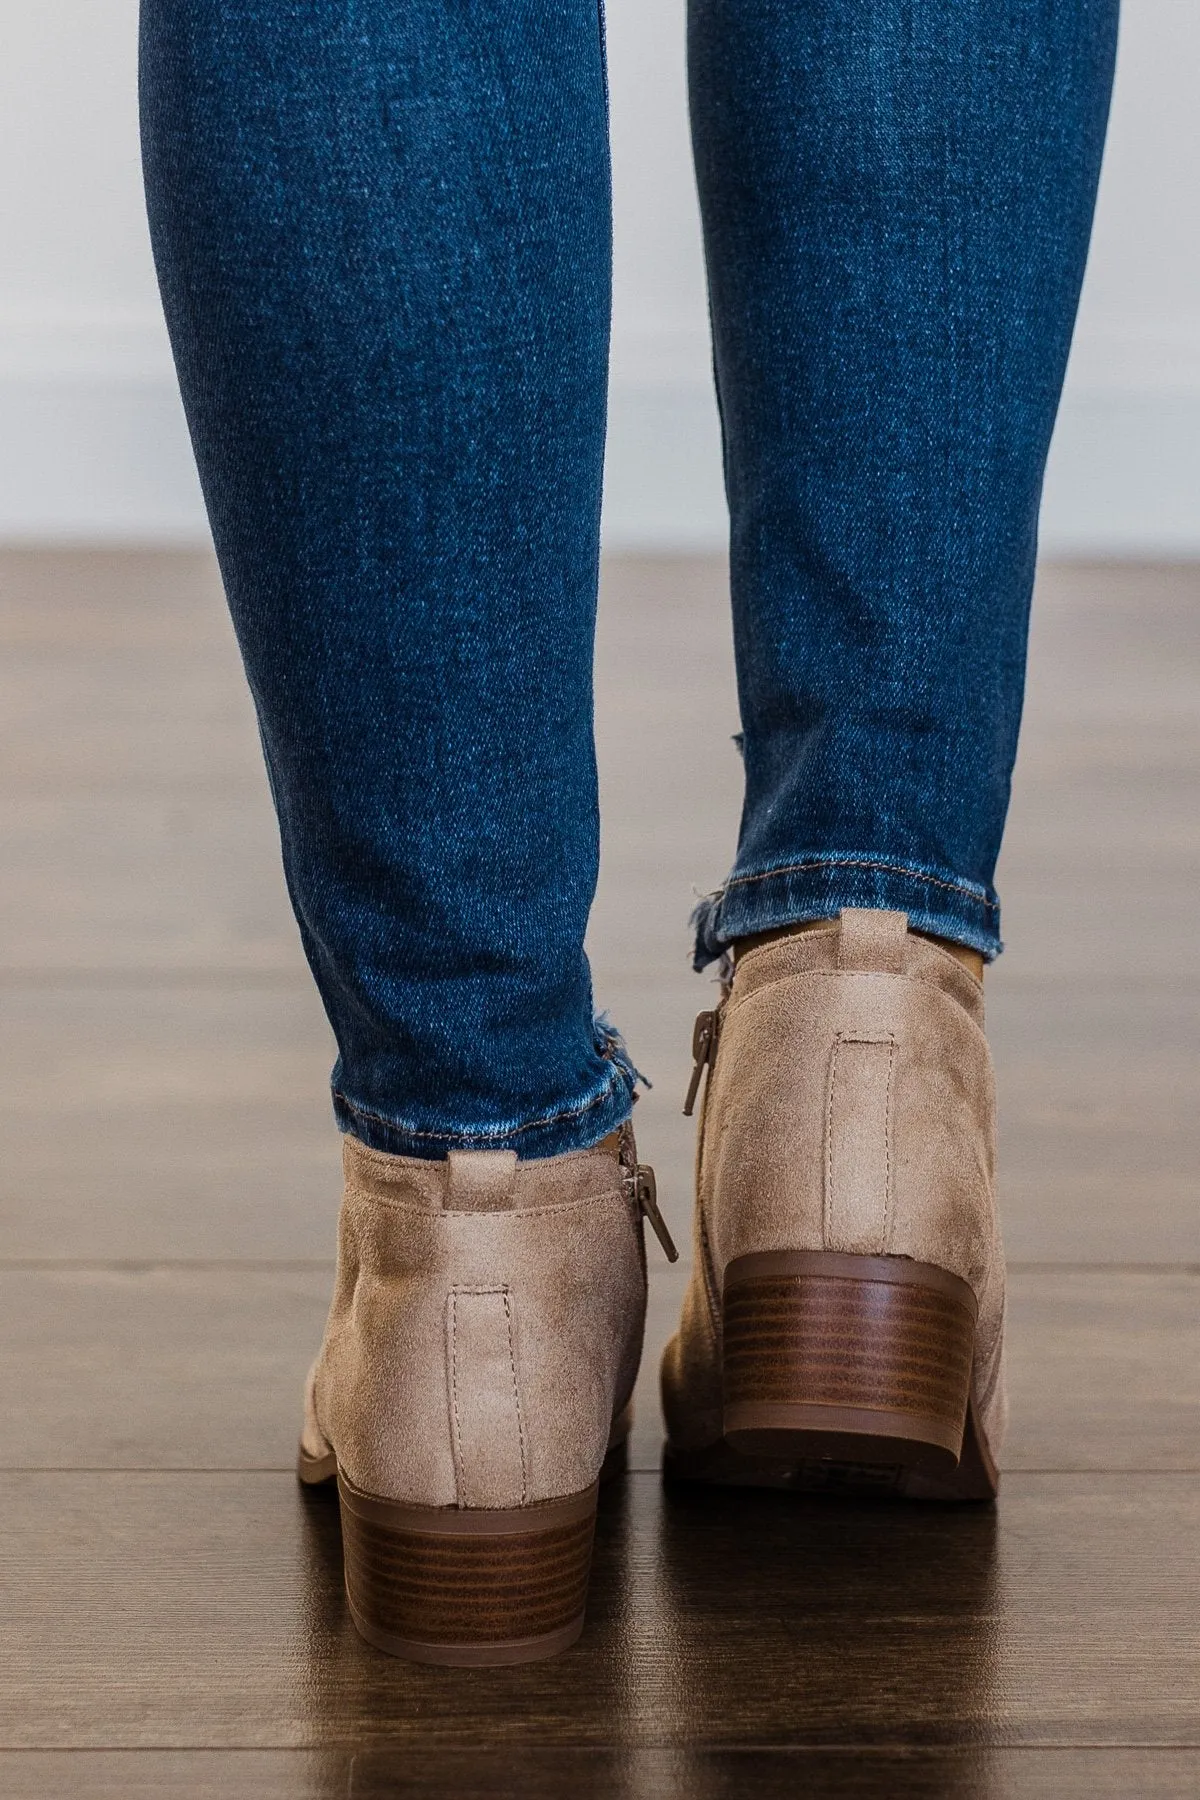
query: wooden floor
[{"left": 1, "top": 552, "right": 1198, "bottom": 1797}]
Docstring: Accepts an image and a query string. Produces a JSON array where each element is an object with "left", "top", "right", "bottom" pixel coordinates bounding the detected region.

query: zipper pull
[
  {"left": 634, "top": 1164, "right": 678, "bottom": 1262},
  {"left": 683, "top": 1009, "right": 718, "bottom": 1117}
]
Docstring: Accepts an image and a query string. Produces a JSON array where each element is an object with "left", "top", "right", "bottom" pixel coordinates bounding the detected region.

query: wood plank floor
[{"left": 1, "top": 551, "right": 1198, "bottom": 1796}]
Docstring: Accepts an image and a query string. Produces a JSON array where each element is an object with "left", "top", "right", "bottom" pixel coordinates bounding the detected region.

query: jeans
[{"left": 140, "top": 0, "right": 1117, "bottom": 1160}]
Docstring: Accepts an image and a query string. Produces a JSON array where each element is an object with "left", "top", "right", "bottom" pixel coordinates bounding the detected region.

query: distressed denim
[{"left": 140, "top": 0, "right": 1116, "bottom": 1159}]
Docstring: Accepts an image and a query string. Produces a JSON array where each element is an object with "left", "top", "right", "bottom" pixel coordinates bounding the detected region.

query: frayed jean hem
[
  {"left": 691, "top": 852, "right": 1002, "bottom": 970},
  {"left": 330, "top": 1028, "right": 641, "bottom": 1162}
]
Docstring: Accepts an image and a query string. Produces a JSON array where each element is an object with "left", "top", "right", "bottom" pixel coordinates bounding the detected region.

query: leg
[
  {"left": 690, "top": 0, "right": 1118, "bottom": 963},
  {"left": 141, "top": 0, "right": 655, "bottom": 1665},
  {"left": 665, "top": 0, "right": 1117, "bottom": 1494},
  {"left": 140, "top": 0, "right": 634, "bottom": 1158}
]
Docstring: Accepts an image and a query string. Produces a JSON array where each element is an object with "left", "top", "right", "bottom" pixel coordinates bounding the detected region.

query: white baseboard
[
  {"left": 1039, "top": 394, "right": 1200, "bottom": 556},
  {"left": 1, "top": 374, "right": 1197, "bottom": 555},
  {"left": 0, "top": 378, "right": 207, "bottom": 544}
]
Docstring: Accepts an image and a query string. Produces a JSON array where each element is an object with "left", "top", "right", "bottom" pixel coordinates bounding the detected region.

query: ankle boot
[
  {"left": 662, "top": 908, "right": 1006, "bottom": 1499},
  {"left": 299, "top": 1125, "right": 662, "bottom": 1663}
]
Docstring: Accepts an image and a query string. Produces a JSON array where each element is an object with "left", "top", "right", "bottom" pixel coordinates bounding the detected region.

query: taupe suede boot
[
  {"left": 662, "top": 908, "right": 1006, "bottom": 1500},
  {"left": 299, "top": 1124, "right": 671, "bottom": 1663}
]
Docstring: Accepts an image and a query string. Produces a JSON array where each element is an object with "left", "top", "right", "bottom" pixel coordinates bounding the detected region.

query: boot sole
[
  {"left": 667, "top": 1250, "right": 997, "bottom": 1501},
  {"left": 297, "top": 1435, "right": 626, "bottom": 1664}
]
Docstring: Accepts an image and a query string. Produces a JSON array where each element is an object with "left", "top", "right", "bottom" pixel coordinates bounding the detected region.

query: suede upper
[
  {"left": 662, "top": 909, "right": 1007, "bottom": 1464},
  {"left": 304, "top": 1133, "right": 648, "bottom": 1508}
]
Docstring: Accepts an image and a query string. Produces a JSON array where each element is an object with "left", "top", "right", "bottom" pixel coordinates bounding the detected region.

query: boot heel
[
  {"left": 337, "top": 1474, "right": 598, "bottom": 1666},
  {"left": 722, "top": 1251, "right": 976, "bottom": 1471}
]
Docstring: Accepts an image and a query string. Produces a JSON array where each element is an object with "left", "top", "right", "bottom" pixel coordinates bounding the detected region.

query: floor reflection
[
  {"left": 292, "top": 1467, "right": 1001, "bottom": 1796},
  {"left": 650, "top": 1479, "right": 1001, "bottom": 1770},
  {"left": 291, "top": 1473, "right": 644, "bottom": 1752}
]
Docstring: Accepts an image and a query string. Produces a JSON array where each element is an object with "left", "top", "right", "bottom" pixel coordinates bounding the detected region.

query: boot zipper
[
  {"left": 683, "top": 1008, "right": 719, "bottom": 1117},
  {"left": 631, "top": 1163, "right": 678, "bottom": 1262}
]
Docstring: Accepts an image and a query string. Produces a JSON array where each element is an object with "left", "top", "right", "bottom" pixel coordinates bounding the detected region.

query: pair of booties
[{"left": 299, "top": 910, "right": 1007, "bottom": 1664}]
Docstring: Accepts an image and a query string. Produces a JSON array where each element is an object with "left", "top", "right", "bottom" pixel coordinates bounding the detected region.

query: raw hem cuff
[
  {"left": 692, "top": 852, "right": 1002, "bottom": 970},
  {"left": 330, "top": 1034, "right": 640, "bottom": 1163}
]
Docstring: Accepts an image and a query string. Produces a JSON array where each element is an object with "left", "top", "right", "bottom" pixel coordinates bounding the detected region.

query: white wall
[{"left": 1, "top": 0, "right": 1197, "bottom": 549}]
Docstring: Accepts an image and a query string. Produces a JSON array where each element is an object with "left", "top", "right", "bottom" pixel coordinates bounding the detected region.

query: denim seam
[
  {"left": 334, "top": 1064, "right": 632, "bottom": 1146},
  {"left": 717, "top": 855, "right": 997, "bottom": 912}
]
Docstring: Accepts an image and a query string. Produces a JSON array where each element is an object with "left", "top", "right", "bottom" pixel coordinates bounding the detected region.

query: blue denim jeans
[{"left": 140, "top": 0, "right": 1116, "bottom": 1159}]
